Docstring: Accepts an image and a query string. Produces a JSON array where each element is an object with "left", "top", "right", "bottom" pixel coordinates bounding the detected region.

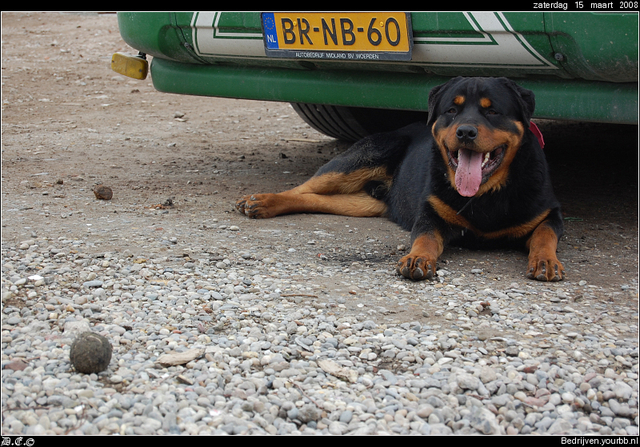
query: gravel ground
[
  {"left": 1, "top": 12, "right": 638, "bottom": 436},
  {"left": 1, "top": 236, "right": 639, "bottom": 435}
]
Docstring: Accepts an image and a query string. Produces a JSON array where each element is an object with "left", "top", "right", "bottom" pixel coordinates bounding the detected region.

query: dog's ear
[
  {"left": 426, "top": 77, "right": 463, "bottom": 128},
  {"left": 499, "top": 77, "right": 536, "bottom": 125},
  {"left": 426, "top": 84, "right": 445, "bottom": 128}
]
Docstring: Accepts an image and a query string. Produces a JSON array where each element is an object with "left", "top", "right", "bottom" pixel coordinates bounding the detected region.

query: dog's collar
[{"left": 529, "top": 121, "right": 545, "bottom": 149}]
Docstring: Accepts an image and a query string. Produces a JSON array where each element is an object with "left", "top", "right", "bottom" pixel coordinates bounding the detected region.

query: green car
[{"left": 113, "top": 11, "right": 638, "bottom": 141}]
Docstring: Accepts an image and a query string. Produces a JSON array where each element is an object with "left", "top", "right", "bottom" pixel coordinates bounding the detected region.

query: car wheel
[{"left": 290, "top": 103, "right": 428, "bottom": 143}]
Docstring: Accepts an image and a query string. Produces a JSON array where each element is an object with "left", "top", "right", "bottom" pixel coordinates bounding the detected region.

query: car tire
[{"left": 290, "top": 103, "right": 428, "bottom": 142}]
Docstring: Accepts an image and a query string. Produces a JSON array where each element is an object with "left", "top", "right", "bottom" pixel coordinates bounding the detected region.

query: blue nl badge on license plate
[{"left": 262, "top": 12, "right": 279, "bottom": 50}]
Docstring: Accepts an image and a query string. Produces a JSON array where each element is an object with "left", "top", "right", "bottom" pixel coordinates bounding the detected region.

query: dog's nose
[{"left": 456, "top": 125, "right": 478, "bottom": 141}]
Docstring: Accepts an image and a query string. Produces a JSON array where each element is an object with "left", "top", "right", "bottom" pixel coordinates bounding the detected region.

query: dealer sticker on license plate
[{"left": 262, "top": 12, "right": 412, "bottom": 61}]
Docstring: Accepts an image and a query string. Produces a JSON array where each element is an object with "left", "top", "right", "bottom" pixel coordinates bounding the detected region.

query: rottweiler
[{"left": 236, "top": 77, "right": 565, "bottom": 282}]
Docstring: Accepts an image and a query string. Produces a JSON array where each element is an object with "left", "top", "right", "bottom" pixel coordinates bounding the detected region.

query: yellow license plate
[{"left": 262, "top": 12, "right": 412, "bottom": 61}]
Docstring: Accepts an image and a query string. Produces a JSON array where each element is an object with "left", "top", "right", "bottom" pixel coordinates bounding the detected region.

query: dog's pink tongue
[{"left": 455, "top": 149, "right": 483, "bottom": 197}]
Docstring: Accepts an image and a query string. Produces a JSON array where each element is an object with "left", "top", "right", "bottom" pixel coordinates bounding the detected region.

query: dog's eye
[
  {"left": 446, "top": 107, "right": 457, "bottom": 114},
  {"left": 486, "top": 109, "right": 498, "bottom": 115}
]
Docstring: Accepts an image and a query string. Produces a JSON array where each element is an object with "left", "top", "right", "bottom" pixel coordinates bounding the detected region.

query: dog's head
[{"left": 427, "top": 77, "right": 536, "bottom": 197}]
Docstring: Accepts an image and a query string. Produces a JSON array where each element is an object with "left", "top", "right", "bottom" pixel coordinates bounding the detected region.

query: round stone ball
[{"left": 70, "top": 332, "right": 112, "bottom": 373}]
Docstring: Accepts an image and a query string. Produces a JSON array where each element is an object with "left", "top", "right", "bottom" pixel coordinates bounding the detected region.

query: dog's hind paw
[{"left": 236, "top": 194, "right": 278, "bottom": 219}]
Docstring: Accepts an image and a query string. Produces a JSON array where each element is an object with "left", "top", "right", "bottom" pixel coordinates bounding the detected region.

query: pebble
[{"left": 1, "top": 235, "right": 638, "bottom": 435}]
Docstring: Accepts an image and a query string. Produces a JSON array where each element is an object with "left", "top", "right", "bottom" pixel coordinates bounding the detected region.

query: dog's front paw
[
  {"left": 396, "top": 254, "right": 437, "bottom": 281},
  {"left": 236, "top": 194, "right": 277, "bottom": 219},
  {"left": 526, "top": 254, "right": 565, "bottom": 282}
]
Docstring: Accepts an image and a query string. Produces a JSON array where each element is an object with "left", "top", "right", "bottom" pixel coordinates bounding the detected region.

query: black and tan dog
[{"left": 236, "top": 77, "right": 565, "bottom": 282}]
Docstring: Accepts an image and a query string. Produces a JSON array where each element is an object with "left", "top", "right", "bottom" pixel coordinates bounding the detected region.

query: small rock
[
  {"left": 4, "top": 359, "right": 28, "bottom": 371},
  {"left": 318, "top": 359, "right": 358, "bottom": 383},
  {"left": 64, "top": 320, "right": 91, "bottom": 336},
  {"left": 156, "top": 348, "right": 205, "bottom": 367},
  {"left": 298, "top": 405, "right": 321, "bottom": 423},
  {"left": 177, "top": 375, "right": 194, "bottom": 385},
  {"left": 92, "top": 185, "right": 113, "bottom": 200},
  {"left": 614, "top": 381, "right": 633, "bottom": 400},
  {"left": 505, "top": 346, "right": 520, "bottom": 356},
  {"left": 546, "top": 418, "right": 572, "bottom": 434},
  {"left": 469, "top": 407, "right": 503, "bottom": 435},
  {"left": 457, "top": 373, "right": 481, "bottom": 391},
  {"left": 479, "top": 366, "right": 498, "bottom": 383}
]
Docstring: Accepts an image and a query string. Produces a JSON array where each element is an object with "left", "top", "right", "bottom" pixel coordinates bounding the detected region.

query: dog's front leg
[
  {"left": 397, "top": 229, "right": 444, "bottom": 281},
  {"left": 526, "top": 219, "right": 565, "bottom": 282}
]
